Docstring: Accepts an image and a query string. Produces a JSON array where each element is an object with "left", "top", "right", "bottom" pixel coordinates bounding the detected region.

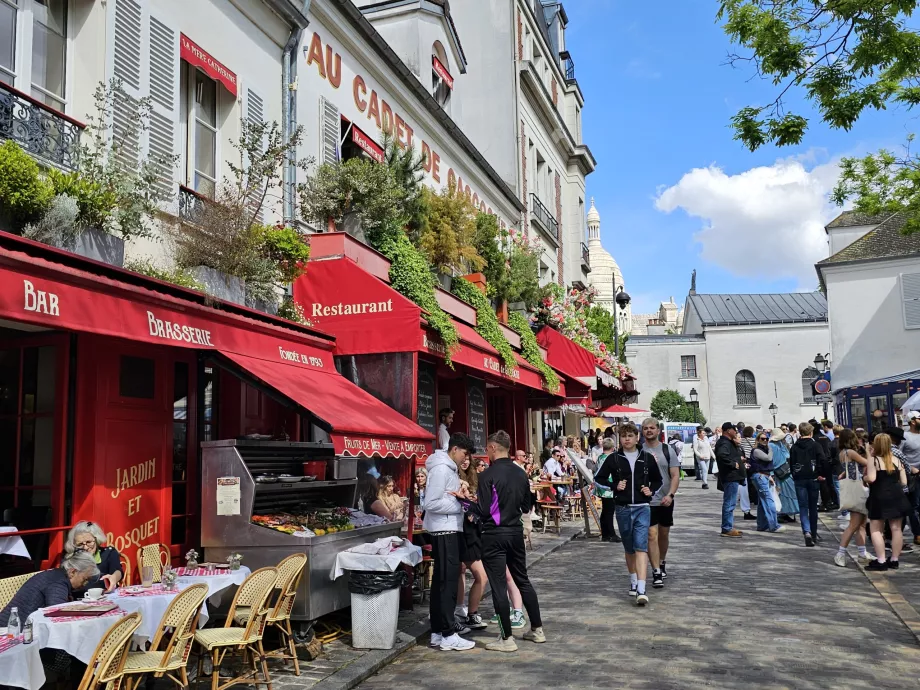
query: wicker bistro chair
[
  {"left": 136, "top": 544, "right": 171, "bottom": 583},
  {"left": 0, "top": 572, "right": 38, "bottom": 610},
  {"left": 193, "top": 567, "right": 278, "bottom": 690},
  {"left": 119, "top": 553, "right": 133, "bottom": 586},
  {"left": 122, "top": 584, "right": 209, "bottom": 690},
  {"left": 76, "top": 612, "right": 143, "bottom": 690},
  {"left": 231, "top": 554, "right": 307, "bottom": 675}
]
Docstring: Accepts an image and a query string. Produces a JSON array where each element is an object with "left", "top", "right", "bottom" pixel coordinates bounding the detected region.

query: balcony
[
  {"left": 0, "top": 81, "right": 83, "bottom": 171},
  {"left": 560, "top": 51, "right": 576, "bottom": 83},
  {"left": 581, "top": 242, "right": 590, "bottom": 272},
  {"left": 179, "top": 184, "right": 207, "bottom": 225},
  {"left": 530, "top": 193, "right": 559, "bottom": 245}
]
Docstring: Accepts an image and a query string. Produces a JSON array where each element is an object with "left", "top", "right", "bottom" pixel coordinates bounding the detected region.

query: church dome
[{"left": 586, "top": 198, "right": 601, "bottom": 225}]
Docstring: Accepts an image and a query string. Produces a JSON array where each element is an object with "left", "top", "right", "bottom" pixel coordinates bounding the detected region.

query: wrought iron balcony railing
[
  {"left": 178, "top": 184, "right": 207, "bottom": 225},
  {"left": 0, "top": 81, "right": 83, "bottom": 171},
  {"left": 560, "top": 51, "right": 576, "bottom": 82},
  {"left": 530, "top": 193, "right": 559, "bottom": 243},
  {"left": 581, "top": 242, "right": 590, "bottom": 270}
]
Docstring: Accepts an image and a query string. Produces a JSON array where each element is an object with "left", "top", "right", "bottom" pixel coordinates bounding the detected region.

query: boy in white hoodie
[{"left": 424, "top": 432, "right": 477, "bottom": 651}]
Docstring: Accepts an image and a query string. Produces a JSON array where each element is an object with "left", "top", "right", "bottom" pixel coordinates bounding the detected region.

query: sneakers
[
  {"left": 522, "top": 626, "right": 546, "bottom": 644},
  {"left": 628, "top": 584, "right": 638, "bottom": 597},
  {"left": 887, "top": 558, "right": 900, "bottom": 570},
  {"left": 485, "top": 635, "right": 518, "bottom": 652},
  {"left": 452, "top": 622, "right": 471, "bottom": 636},
  {"left": 769, "top": 526, "right": 787, "bottom": 533},
  {"left": 440, "top": 633, "right": 475, "bottom": 651},
  {"left": 660, "top": 562, "right": 668, "bottom": 578},
  {"left": 857, "top": 553, "right": 872, "bottom": 565},
  {"left": 743, "top": 512, "right": 756, "bottom": 521},
  {"left": 430, "top": 633, "right": 443, "bottom": 648},
  {"left": 510, "top": 610, "right": 526, "bottom": 629},
  {"left": 702, "top": 483, "right": 709, "bottom": 489},
  {"left": 834, "top": 552, "right": 847, "bottom": 567},
  {"left": 902, "top": 543, "right": 914, "bottom": 553},
  {"left": 804, "top": 533, "right": 815, "bottom": 547},
  {"left": 636, "top": 593, "right": 649, "bottom": 606},
  {"left": 813, "top": 533, "right": 824, "bottom": 543},
  {"left": 652, "top": 571, "right": 664, "bottom": 588},
  {"left": 489, "top": 612, "right": 500, "bottom": 624},
  {"left": 866, "top": 559, "right": 889, "bottom": 571},
  {"left": 720, "top": 529, "right": 743, "bottom": 538},
  {"left": 465, "top": 613, "right": 488, "bottom": 630}
]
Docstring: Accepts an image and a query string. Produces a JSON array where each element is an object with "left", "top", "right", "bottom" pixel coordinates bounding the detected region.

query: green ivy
[
  {"left": 451, "top": 277, "right": 516, "bottom": 371},
  {"left": 124, "top": 258, "right": 205, "bottom": 291},
  {"left": 379, "top": 233, "right": 458, "bottom": 365},
  {"left": 508, "top": 312, "right": 559, "bottom": 393}
]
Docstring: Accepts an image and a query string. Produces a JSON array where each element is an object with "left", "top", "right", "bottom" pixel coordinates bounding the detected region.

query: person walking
[
  {"left": 750, "top": 431, "right": 784, "bottom": 533},
  {"left": 596, "top": 437, "right": 621, "bottom": 543},
  {"left": 708, "top": 426, "right": 721, "bottom": 475},
  {"left": 899, "top": 415, "right": 920, "bottom": 544},
  {"left": 716, "top": 422, "right": 746, "bottom": 537},
  {"left": 640, "top": 418, "right": 680, "bottom": 588},
  {"left": 866, "top": 433, "right": 912, "bottom": 570},
  {"left": 790, "top": 422, "right": 828, "bottom": 547},
  {"left": 769, "top": 430, "right": 799, "bottom": 523},
  {"left": 454, "top": 455, "right": 488, "bottom": 631},
  {"left": 739, "top": 426, "right": 757, "bottom": 520},
  {"left": 693, "top": 426, "right": 713, "bottom": 489},
  {"left": 834, "top": 428, "right": 871, "bottom": 567},
  {"left": 594, "top": 422, "right": 663, "bottom": 606}
]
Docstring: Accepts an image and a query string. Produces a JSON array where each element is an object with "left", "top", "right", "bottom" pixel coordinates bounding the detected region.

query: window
[
  {"left": 431, "top": 41, "right": 451, "bottom": 109},
  {"left": 850, "top": 397, "right": 867, "bottom": 431},
  {"left": 180, "top": 63, "right": 219, "bottom": 198},
  {"left": 119, "top": 355, "right": 155, "bottom": 399},
  {"left": 0, "top": 0, "right": 68, "bottom": 108},
  {"left": 901, "top": 272, "right": 920, "bottom": 329},
  {"left": 801, "top": 367, "right": 819, "bottom": 403},
  {"left": 680, "top": 355, "right": 697, "bottom": 379},
  {"left": 735, "top": 369, "right": 757, "bottom": 405},
  {"left": 0, "top": 0, "right": 17, "bottom": 84}
]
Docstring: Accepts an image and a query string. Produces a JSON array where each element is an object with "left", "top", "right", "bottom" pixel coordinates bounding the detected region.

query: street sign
[
  {"left": 814, "top": 379, "right": 831, "bottom": 394},
  {"left": 814, "top": 394, "right": 834, "bottom": 403}
]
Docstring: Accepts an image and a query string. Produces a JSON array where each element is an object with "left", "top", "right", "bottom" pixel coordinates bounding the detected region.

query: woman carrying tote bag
[{"left": 834, "top": 429, "right": 870, "bottom": 567}]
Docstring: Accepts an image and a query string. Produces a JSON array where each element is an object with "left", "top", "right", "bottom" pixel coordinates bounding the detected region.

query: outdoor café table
[
  {"left": 0, "top": 635, "right": 45, "bottom": 690},
  {"left": 110, "top": 584, "right": 210, "bottom": 647},
  {"left": 0, "top": 526, "right": 31, "bottom": 559},
  {"left": 174, "top": 565, "right": 251, "bottom": 609},
  {"left": 29, "top": 601, "right": 128, "bottom": 664}
]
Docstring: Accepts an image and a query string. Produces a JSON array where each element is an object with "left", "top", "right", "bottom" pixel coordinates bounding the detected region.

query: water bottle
[
  {"left": 7, "top": 607, "right": 20, "bottom": 638},
  {"left": 22, "top": 618, "right": 32, "bottom": 644}
]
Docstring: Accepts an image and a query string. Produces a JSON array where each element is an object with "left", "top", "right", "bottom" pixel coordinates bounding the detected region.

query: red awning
[
  {"left": 597, "top": 404, "right": 646, "bottom": 416},
  {"left": 220, "top": 351, "right": 432, "bottom": 459},
  {"left": 535, "top": 327, "right": 597, "bottom": 387}
]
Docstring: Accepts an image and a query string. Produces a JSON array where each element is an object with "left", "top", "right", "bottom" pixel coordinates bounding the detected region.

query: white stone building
[
  {"left": 585, "top": 199, "right": 631, "bottom": 335},
  {"left": 626, "top": 291, "right": 830, "bottom": 428}
]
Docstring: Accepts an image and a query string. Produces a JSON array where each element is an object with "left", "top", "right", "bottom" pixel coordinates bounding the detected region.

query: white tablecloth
[
  {"left": 109, "top": 586, "right": 210, "bottom": 646},
  {"left": 332, "top": 539, "right": 422, "bottom": 579},
  {"left": 29, "top": 608, "right": 125, "bottom": 664},
  {"left": 0, "top": 638, "right": 45, "bottom": 690},
  {"left": 175, "top": 566, "right": 250, "bottom": 608},
  {"left": 0, "top": 526, "right": 31, "bottom": 559}
]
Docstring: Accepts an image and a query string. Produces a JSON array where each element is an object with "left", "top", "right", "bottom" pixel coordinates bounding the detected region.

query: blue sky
[{"left": 565, "top": 1, "right": 914, "bottom": 314}]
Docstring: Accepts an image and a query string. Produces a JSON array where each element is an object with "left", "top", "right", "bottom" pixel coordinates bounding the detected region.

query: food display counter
[{"left": 200, "top": 439, "right": 401, "bottom": 626}]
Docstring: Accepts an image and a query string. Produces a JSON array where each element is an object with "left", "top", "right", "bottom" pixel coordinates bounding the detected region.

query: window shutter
[
  {"left": 147, "top": 16, "right": 178, "bottom": 201},
  {"left": 112, "top": 0, "right": 143, "bottom": 171},
  {"left": 245, "top": 88, "right": 265, "bottom": 223},
  {"left": 902, "top": 273, "right": 920, "bottom": 329},
  {"left": 320, "top": 97, "right": 339, "bottom": 166}
]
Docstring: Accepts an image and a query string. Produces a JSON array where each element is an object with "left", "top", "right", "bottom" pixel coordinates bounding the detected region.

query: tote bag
[{"left": 839, "top": 455, "right": 868, "bottom": 513}]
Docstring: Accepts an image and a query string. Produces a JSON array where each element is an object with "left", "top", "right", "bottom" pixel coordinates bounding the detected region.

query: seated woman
[
  {"left": 357, "top": 474, "right": 395, "bottom": 520},
  {"left": 378, "top": 475, "right": 405, "bottom": 521},
  {"left": 0, "top": 551, "right": 99, "bottom": 625},
  {"left": 65, "top": 520, "right": 124, "bottom": 594}
]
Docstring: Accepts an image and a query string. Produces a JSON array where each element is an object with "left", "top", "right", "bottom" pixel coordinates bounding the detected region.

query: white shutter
[
  {"left": 902, "top": 273, "right": 920, "bottom": 329},
  {"left": 112, "top": 0, "right": 142, "bottom": 171},
  {"left": 245, "top": 88, "right": 265, "bottom": 223},
  {"left": 147, "top": 17, "right": 178, "bottom": 200},
  {"left": 320, "top": 96, "right": 339, "bottom": 166}
]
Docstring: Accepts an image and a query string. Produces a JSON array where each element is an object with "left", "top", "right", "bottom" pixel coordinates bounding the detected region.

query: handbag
[
  {"left": 839, "top": 458, "right": 868, "bottom": 512},
  {"left": 773, "top": 462, "right": 792, "bottom": 481}
]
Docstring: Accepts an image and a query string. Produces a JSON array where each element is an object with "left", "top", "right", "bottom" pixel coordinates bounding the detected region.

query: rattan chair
[
  {"left": 193, "top": 567, "right": 278, "bottom": 690},
  {"left": 0, "top": 572, "right": 37, "bottom": 610},
  {"left": 122, "top": 583, "right": 208, "bottom": 690},
  {"left": 232, "top": 553, "right": 307, "bottom": 675},
  {"left": 136, "top": 543, "right": 170, "bottom": 583},
  {"left": 76, "top": 612, "right": 142, "bottom": 690},
  {"left": 119, "top": 553, "right": 133, "bottom": 586}
]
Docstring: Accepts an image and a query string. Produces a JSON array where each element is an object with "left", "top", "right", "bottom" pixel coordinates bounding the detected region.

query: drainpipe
[{"left": 282, "top": 0, "right": 311, "bottom": 225}]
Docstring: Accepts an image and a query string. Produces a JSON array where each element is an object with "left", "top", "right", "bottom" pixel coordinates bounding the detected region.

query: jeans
[
  {"left": 695, "top": 456, "right": 708, "bottom": 484},
  {"left": 794, "top": 479, "right": 820, "bottom": 536},
  {"left": 738, "top": 479, "right": 751, "bottom": 513},
  {"left": 615, "top": 504, "right": 651, "bottom": 554},
  {"left": 721, "top": 481, "right": 740, "bottom": 532},
  {"left": 752, "top": 474, "right": 779, "bottom": 531}
]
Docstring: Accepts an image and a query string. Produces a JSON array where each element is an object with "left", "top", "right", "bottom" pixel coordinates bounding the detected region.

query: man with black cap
[{"left": 716, "top": 422, "right": 746, "bottom": 537}]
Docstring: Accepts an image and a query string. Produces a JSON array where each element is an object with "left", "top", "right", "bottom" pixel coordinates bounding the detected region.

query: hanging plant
[
  {"left": 451, "top": 277, "right": 516, "bottom": 371},
  {"left": 508, "top": 312, "right": 559, "bottom": 393},
  {"left": 379, "top": 232, "right": 458, "bottom": 365}
]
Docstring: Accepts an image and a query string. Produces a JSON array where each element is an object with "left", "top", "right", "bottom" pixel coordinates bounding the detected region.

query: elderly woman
[
  {"left": 0, "top": 550, "right": 99, "bottom": 625},
  {"left": 65, "top": 520, "right": 123, "bottom": 594}
]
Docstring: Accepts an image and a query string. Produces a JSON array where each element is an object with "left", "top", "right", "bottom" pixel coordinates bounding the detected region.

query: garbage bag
[{"left": 348, "top": 569, "right": 409, "bottom": 595}]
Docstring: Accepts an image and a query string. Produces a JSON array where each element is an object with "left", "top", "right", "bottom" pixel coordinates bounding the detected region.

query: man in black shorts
[{"left": 641, "top": 418, "right": 681, "bottom": 588}]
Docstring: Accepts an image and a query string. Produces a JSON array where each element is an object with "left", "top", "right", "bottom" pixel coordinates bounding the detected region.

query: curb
[{"left": 311, "top": 525, "right": 584, "bottom": 690}]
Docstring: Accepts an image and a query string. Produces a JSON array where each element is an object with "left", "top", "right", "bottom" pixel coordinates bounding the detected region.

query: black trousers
[
  {"left": 601, "top": 497, "right": 617, "bottom": 539},
  {"left": 429, "top": 532, "right": 462, "bottom": 636},
  {"left": 481, "top": 531, "right": 542, "bottom": 639}
]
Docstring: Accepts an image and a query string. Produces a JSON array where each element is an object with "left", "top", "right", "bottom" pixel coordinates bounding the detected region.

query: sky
[{"left": 564, "top": 1, "right": 916, "bottom": 315}]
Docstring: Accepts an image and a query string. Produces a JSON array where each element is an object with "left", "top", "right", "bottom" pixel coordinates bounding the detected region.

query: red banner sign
[
  {"left": 333, "top": 433, "right": 431, "bottom": 459},
  {"left": 180, "top": 34, "right": 238, "bottom": 97},
  {"left": 351, "top": 124, "right": 385, "bottom": 164},
  {"left": 432, "top": 56, "right": 454, "bottom": 90}
]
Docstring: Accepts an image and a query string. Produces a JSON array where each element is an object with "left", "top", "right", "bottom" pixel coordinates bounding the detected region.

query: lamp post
[
  {"left": 612, "top": 280, "right": 631, "bottom": 361},
  {"left": 769, "top": 402, "right": 778, "bottom": 428},
  {"left": 689, "top": 388, "right": 699, "bottom": 424},
  {"left": 813, "top": 352, "right": 830, "bottom": 419}
]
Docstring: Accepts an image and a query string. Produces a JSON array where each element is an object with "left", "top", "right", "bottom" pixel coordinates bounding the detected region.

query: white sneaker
[
  {"left": 485, "top": 635, "right": 518, "bottom": 652},
  {"left": 770, "top": 526, "right": 787, "bottom": 533},
  {"left": 636, "top": 593, "right": 649, "bottom": 606},
  {"left": 430, "top": 633, "right": 443, "bottom": 647},
  {"left": 439, "top": 633, "right": 475, "bottom": 651},
  {"left": 834, "top": 552, "right": 847, "bottom": 567}
]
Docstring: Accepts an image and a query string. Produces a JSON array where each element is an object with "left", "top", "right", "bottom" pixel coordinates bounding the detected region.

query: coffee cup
[{"left": 84, "top": 588, "right": 104, "bottom": 601}]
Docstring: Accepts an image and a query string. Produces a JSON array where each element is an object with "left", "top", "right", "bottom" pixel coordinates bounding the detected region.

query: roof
[
  {"left": 825, "top": 210, "right": 889, "bottom": 231},
  {"left": 687, "top": 293, "right": 827, "bottom": 326},
  {"left": 834, "top": 368, "right": 920, "bottom": 393},
  {"left": 817, "top": 213, "right": 920, "bottom": 267},
  {"left": 627, "top": 334, "right": 705, "bottom": 345}
]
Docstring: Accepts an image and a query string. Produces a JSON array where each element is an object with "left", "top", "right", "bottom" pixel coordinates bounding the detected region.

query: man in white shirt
[
  {"left": 543, "top": 448, "right": 568, "bottom": 499},
  {"left": 692, "top": 427, "right": 713, "bottom": 489},
  {"left": 438, "top": 408, "right": 454, "bottom": 451}
]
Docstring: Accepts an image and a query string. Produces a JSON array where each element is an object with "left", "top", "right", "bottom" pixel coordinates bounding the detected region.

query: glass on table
[{"left": 140, "top": 566, "right": 154, "bottom": 588}]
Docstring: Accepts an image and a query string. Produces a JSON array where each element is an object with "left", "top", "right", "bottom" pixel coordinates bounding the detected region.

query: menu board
[
  {"left": 467, "top": 377, "right": 487, "bottom": 453},
  {"left": 416, "top": 361, "right": 437, "bottom": 436}
]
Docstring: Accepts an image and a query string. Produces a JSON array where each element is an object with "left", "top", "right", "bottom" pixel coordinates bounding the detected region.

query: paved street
[{"left": 358, "top": 483, "right": 920, "bottom": 689}]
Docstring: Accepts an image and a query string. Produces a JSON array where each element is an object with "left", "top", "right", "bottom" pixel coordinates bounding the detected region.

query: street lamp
[
  {"left": 689, "top": 388, "right": 698, "bottom": 403},
  {"left": 769, "top": 402, "right": 778, "bottom": 428},
  {"left": 812, "top": 353, "right": 831, "bottom": 419},
  {"left": 612, "top": 282, "right": 631, "bottom": 361}
]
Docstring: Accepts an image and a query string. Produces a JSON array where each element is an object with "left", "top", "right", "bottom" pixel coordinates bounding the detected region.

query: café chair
[
  {"left": 136, "top": 543, "right": 171, "bottom": 583},
  {"left": 232, "top": 553, "right": 308, "bottom": 675},
  {"left": 122, "top": 584, "right": 208, "bottom": 690},
  {"left": 193, "top": 567, "right": 278, "bottom": 690},
  {"left": 76, "top": 611, "right": 142, "bottom": 690},
  {"left": 119, "top": 553, "right": 133, "bottom": 586},
  {"left": 540, "top": 504, "right": 562, "bottom": 534},
  {"left": 0, "top": 572, "right": 37, "bottom": 610}
]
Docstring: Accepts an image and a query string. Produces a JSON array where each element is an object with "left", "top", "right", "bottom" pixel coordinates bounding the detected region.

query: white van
[{"left": 662, "top": 423, "right": 703, "bottom": 472}]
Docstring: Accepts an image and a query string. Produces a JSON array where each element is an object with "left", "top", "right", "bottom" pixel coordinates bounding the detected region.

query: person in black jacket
[
  {"left": 64, "top": 520, "right": 124, "bottom": 595},
  {"left": 715, "top": 422, "right": 747, "bottom": 537},
  {"left": 594, "top": 422, "right": 663, "bottom": 606},
  {"left": 810, "top": 419, "right": 838, "bottom": 511},
  {"left": 790, "top": 422, "right": 829, "bottom": 547}
]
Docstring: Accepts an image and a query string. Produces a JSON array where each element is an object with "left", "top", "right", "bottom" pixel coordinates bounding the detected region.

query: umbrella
[
  {"left": 597, "top": 404, "right": 646, "bottom": 417},
  {"left": 901, "top": 390, "right": 920, "bottom": 413}
]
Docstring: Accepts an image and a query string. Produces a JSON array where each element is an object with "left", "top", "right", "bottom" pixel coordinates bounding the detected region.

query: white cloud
[{"left": 654, "top": 154, "right": 841, "bottom": 288}]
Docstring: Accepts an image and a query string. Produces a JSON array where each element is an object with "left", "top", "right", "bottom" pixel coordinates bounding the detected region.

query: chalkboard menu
[
  {"left": 466, "top": 377, "right": 487, "bottom": 454},
  {"left": 416, "top": 362, "right": 437, "bottom": 437}
]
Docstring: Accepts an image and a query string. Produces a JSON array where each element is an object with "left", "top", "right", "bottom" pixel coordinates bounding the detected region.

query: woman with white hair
[
  {"left": 0, "top": 550, "right": 99, "bottom": 625},
  {"left": 64, "top": 520, "right": 124, "bottom": 593}
]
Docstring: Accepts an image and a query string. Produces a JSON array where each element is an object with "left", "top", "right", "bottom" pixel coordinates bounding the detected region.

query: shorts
[
  {"left": 460, "top": 515, "right": 482, "bottom": 563},
  {"left": 615, "top": 504, "right": 650, "bottom": 554},
  {"left": 650, "top": 502, "right": 675, "bottom": 528}
]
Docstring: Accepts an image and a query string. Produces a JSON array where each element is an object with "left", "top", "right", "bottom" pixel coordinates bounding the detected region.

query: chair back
[
  {"left": 118, "top": 553, "right": 132, "bottom": 586},
  {"left": 0, "top": 572, "right": 37, "bottom": 611},
  {"left": 149, "top": 583, "right": 208, "bottom": 669},
  {"left": 77, "top": 611, "right": 142, "bottom": 690},
  {"left": 269, "top": 553, "right": 307, "bottom": 621},
  {"left": 135, "top": 544, "right": 170, "bottom": 583},
  {"left": 227, "top": 567, "right": 277, "bottom": 642}
]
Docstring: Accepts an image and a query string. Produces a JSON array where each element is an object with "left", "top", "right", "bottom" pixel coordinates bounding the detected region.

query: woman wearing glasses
[{"left": 63, "top": 520, "right": 124, "bottom": 594}]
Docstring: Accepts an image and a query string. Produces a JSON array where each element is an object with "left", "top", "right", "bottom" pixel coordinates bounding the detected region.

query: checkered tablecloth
[
  {"left": 0, "top": 635, "right": 43, "bottom": 690},
  {"left": 118, "top": 585, "right": 179, "bottom": 597},
  {"left": 0, "top": 636, "right": 23, "bottom": 653},
  {"left": 174, "top": 567, "right": 222, "bottom": 576},
  {"left": 44, "top": 603, "right": 125, "bottom": 622}
]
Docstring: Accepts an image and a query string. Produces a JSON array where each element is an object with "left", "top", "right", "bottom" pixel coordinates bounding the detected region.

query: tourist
[
  {"left": 708, "top": 426, "right": 721, "bottom": 475},
  {"left": 834, "top": 429, "right": 871, "bottom": 567},
  {"left": 716, "top": 422, "right": 746, "bottom": 537},
  {"left": 900, "top": 415, "right": 920, "bottom": 544},
  {"left": 739, "top": 426, "right": 756, "bottom": 520},
  {"left": 810, "top": 418, "right": 837, "bottom": 511},
  {"left": 768, "top": 431, "right": 799, "bottom": 523},
  {"left": 377, "top": 475, "right": 405, "bottom": 521},
  {"left": 821, "top": 420, "right": 836, "bottom": 442},
  {"left": 414, "top": 467, "right": 428, "bottom": 508},
  {"left": 64, "top": 521, "right": 124, "bottom": 596},
  {"left": 438, "top": 408, "right": 454, "bottom": 451},
  {"left": 865, "top": 433, "right": 912, "bottom": 571},
  {"left": 543, "top": 447, "right": 569, "bottom": 500},
  {"left": 790, "top": 422, "right": 828, "bottom": 547},
  {"left": 357, "top": 475, "right": 395, "bottom": 520},
  {"left": 692, "top": 426, "right": 713, "bottom": 489},
  {"left": 596, "top": 437, "right": 621, "bottom": 543},
  {"left": 641, "top": 418, "right": 680, "bottom": 588},
  {"left": 750, "top": 432, "right": 784, "bottom": 533},
  {"left": 424, "top": 432, "right": 476, "bottom": 651},
  {"left": 455, "top": 455, "right": 488, "bottom": 631},
  {"left": 785, "top": 422, "right": 798, "bottom": 448},
  {"left": 594, "top": 422, "right": 662, "bottom": 606}
]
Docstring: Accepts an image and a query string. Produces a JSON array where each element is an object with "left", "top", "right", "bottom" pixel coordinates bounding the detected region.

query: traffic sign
[
  {"left": 814, "top": 379, "right": 831, "bottom": 394},
  {"left": 814, "top": 394, "right": 834, "bottom": 403}
]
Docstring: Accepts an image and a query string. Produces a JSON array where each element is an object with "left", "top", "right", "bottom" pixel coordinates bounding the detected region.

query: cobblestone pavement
[{"left": 357, "top": 483, "right": 920, "bottom": 690}]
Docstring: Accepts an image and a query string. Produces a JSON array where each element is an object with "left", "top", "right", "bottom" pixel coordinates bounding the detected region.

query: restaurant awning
[
  {"left": 535, "top": 326, "right": 597, "bottom": 387},
  {"left": 219, "top": 351, "right": 433, "bottom": 459},
  {"left": 597, "top": 404, "right": 646, "bottom": 417}
]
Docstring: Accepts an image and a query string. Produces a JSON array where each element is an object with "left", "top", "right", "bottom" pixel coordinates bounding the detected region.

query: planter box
[
  {"left": 436, "top": 273, "right": 453, "bottom": 291},
  {"left": 69, "top": 227, "right": 125, "bottom": 267},
  {"left": 190, "top": 266, "right": 245, "bottom": 305},
  {"left": 335, "top": 212, "right": 366, "bottom": 243},
  {"left": 245, "top": 289, "right": 279, "bottom": 316}
]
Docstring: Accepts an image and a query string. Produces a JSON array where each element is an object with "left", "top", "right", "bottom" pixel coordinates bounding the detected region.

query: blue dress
[{"left": 770, "top": 441, "right": 799, "bottom": 516}]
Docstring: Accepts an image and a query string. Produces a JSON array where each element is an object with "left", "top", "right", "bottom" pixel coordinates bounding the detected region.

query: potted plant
[
  {"left": 185, "top": 549, "right": 199, "bottom": 569},
  {"left": 227, "top": 553, "right": 243, "bottom": 571}
]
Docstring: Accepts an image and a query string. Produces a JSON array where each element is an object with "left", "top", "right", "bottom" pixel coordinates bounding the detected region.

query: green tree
[
  {"left": 418, "top": 183, "right": 484, "bottom": 275},
  {"left": 586, "top": 305, "right": 614, "bottom": 349},
  {"left": 718, "top": 0, "right": 920, "bottom": 151},
  {"left": 649, "top": 389, "right": 705, "bottom": 424}
]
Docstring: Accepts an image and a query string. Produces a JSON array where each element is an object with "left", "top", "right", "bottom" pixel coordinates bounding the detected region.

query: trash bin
[{"left": 348, "top": 570, "right": 408, "bottom": 650}]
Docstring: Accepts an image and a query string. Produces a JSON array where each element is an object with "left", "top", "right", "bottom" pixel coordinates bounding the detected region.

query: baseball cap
[{"left": 721, "top": 422, "right": 735, "bottom": 432}]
